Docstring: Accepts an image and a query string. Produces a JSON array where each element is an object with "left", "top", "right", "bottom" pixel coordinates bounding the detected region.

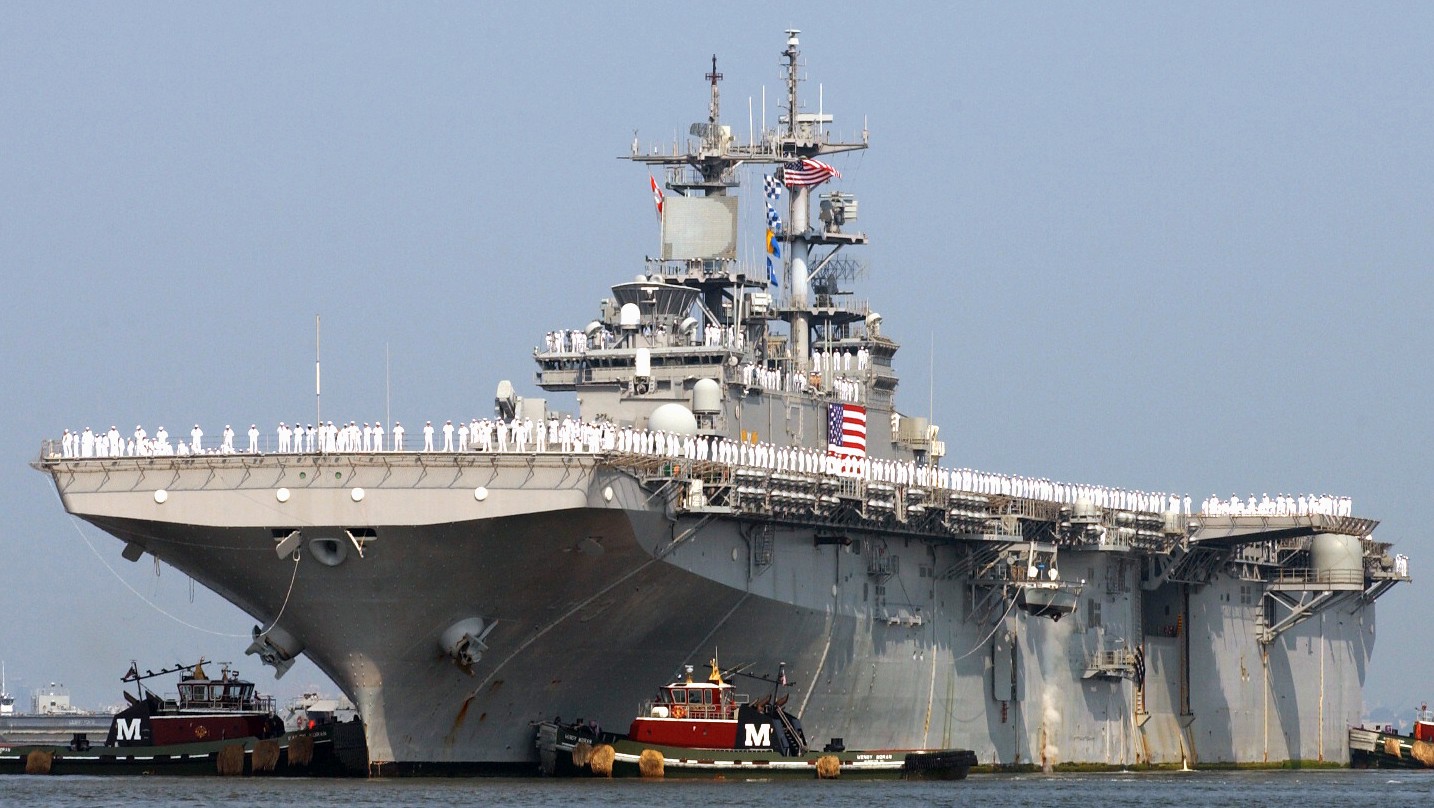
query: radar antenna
[{"left": 706, "top": 54, "right": 722, "bottom": 132}]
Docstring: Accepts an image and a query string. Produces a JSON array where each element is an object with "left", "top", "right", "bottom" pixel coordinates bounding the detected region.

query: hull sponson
[{"left": 46, "top": 454, "right": 1372, "bottom": 768}]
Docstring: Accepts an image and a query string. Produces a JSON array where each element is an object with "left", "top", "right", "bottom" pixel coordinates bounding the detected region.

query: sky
[{"left": 2, "top": 2, "right": 1431, "bottom": 715}]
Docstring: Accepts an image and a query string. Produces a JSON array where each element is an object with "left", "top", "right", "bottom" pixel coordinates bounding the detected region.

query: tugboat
[
  {"left": 1349, "top": 703, "right": 1434, "bottom": 768},
  {"left": 535, "top": 659, "right": 977, "bottom": 779},
  {"left": 106, "top": 659, "right": 286, "bottom": 747},
  {"left": 0, "top": 660, "right": 365, "bottom": 776}
]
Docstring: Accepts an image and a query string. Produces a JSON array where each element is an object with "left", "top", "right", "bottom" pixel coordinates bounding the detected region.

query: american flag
[
  {"left": 827, "top": 403, "right": 867, "bottom": 458},
  {"left": 649, "top": 174, "right": 664, "bottom": 218},
  {"left": 781, "top": 158, "right": 840, "bottom": 188}
]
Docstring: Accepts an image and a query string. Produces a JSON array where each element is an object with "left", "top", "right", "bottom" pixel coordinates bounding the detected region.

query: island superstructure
[{"left": 35, "top": 31, "right": 1408, "bottom": 772}]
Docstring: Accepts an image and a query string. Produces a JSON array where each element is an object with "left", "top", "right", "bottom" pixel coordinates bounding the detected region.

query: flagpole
[{"left": 315, "top": 314, "right": 321, "bottom": 430}]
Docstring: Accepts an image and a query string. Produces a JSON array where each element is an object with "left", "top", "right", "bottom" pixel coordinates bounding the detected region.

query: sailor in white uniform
[
  {"left": 423, "top": 421, "right": 435, "bottom": 451},
  {"left": 191, "top": 424, "right": 204, "bottom": 453},
  {"left": 392, "top": 421, "right": 405, "bottom": 451},
  {"left": 442, "top": 420, "right": 454, "bottom": 451}
]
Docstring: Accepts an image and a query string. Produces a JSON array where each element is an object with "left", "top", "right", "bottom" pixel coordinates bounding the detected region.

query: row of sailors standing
[
  {"left": 741, "top": 362, "right": 796, "bottom": 393},
  {"left": 62, "top": 426, "right": 167, "bottom": 458},
  {"left": 811, "top": 347, "right": 871, "bottom": 374},
  {"left": 544, "top": 323, "right": 747, "bottom": 355},
  {"left": 1200, "top": 493, "right": 1353, "bottom": 517},
  {"left": 831, "top": 376, "right": 861, "bottom": 403},
  {"left": 740, "top": 361, "right": 864, "bottom": 401},
  {"left": 81, "top": 420, "right": 1392, "bottom": 520},
  {"left": 58, "top": 421, "right": 1191, "bottom": 514},
  {"left": 60, "top": 424, "right": 263, "bottom": 457},
  {"left": 544, "top": 328, "right": 614, "bottom": 354},
  {"left": 945, "top": 470, "right": 1189, "bottom": 515},
  {"left": 609, "top": 431, "right": 1191, "bottom": 514},
  {"left": 700, "top": 323, "right": 741, "bottom": 349}
]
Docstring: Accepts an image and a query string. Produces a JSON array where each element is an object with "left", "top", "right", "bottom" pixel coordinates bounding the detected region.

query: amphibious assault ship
[{"left": 35, "top": 32, "right": 1409, "bottom": 772}]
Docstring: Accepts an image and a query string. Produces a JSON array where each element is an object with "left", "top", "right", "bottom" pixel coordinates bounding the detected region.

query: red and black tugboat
[
  {"left": 106, "top": 659, "right": 286, "bottom": 747},
  {"left": 1349, "top": 703, "right": 1434, "bottom": 768},
  {"left": 536, "top": 659, "right": 977, "bottom": 779},
  {"left": 0, "top": 659, "right": 365, "bottom": 776}
]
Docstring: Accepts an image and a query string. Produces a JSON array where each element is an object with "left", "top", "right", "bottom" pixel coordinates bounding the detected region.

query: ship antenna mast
[
  {"left": 784, "top": 30, "right": 799, "bottom": 139},
  {"left": 782, "top": 29, "right": 814, "bottom": 372},
  {"left": 707, "top": 54, "right": 722, "bottom": 132}
]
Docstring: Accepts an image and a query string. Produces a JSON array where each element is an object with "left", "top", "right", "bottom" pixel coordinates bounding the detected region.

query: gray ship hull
[{"left": 41, "top": 452, "right": 1375, "bottom": 769}]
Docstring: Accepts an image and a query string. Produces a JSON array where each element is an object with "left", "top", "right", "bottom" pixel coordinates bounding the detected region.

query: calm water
[{"left": 4, "top": 770, "right": 1433, "bottom": 808}]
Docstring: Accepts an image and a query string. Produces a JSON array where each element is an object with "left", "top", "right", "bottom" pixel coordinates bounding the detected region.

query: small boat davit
[
  {"left": 1012, "top": 543, "right": 1082, "bottom": 621},
  {"left": 535, "top": 659, "right": 977, "bottom": 779}
]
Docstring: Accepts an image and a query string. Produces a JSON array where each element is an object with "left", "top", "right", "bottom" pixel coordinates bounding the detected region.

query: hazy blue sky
[{"left": 2, "top": 2, "right": 1431, "bottom": 716}]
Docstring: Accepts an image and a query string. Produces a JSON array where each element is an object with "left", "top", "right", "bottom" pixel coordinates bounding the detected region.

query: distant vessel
[
  {"left": 34, "top": 30, "right": 1409, "bottom": 772},
  {"left": 284, "top": 690, "right": 359, "bottom": 732},
  {"left": 1, "top": 663, "right": 13, "bottom": 716},
  {"left": 0, "top": 666, "right": 109, "bottom": 746}
]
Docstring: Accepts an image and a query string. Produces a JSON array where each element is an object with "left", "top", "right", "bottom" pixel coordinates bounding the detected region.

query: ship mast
[
  {"left": 782, "top": 31, "right": 813, "bottom": 373},
  {"left": 626, "top": 31, "right": 869, "bottom": 377},
  {"left": 773, "top": 29, "right": 869, "bottom": 378}
]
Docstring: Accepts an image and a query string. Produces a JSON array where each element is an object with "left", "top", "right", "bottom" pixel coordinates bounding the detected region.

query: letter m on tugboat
[
  {"left": 114, "top": 717, "right": 144, "bottom": 743},
  {"left": 742, "top": 722, "right": 772, "bottom": 748}
]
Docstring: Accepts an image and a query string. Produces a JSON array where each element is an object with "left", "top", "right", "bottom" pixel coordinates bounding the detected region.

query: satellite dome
[
  {"left": 648, "top": 403, "right": 698, "bottom": 435},
  {"left": 692, "top": 378, "right": 721, "bottom": 413}
]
